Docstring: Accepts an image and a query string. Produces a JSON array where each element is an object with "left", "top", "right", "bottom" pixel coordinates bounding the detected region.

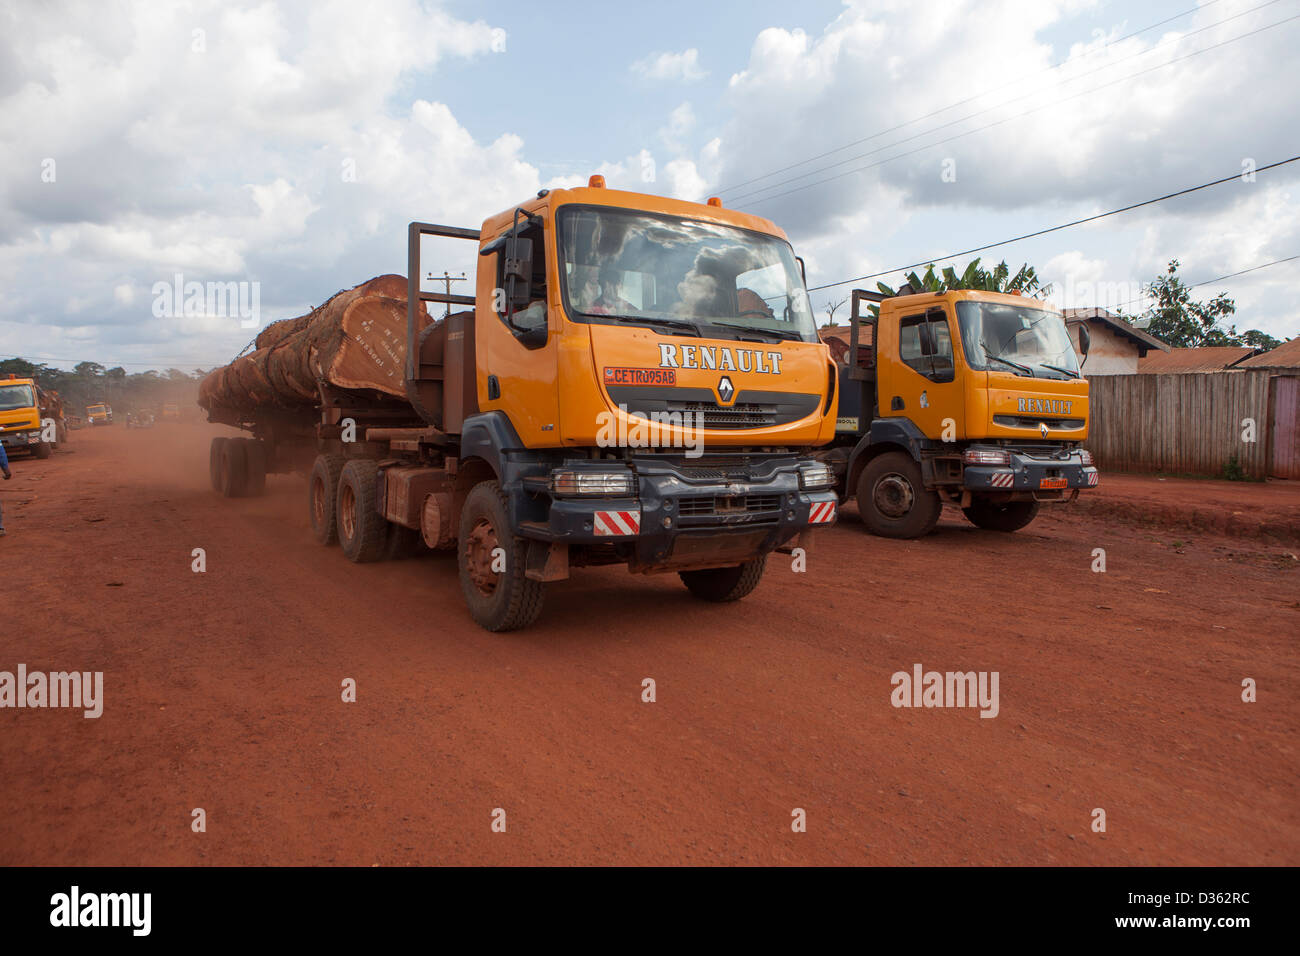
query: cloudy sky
[{"left": 1, "top": 0, "right": 1297, "bottom": 371}]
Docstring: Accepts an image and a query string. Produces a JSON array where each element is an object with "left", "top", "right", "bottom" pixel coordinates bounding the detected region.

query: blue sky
[{"left": 1, "top": 0, "right": 1296, "bottom": 370}]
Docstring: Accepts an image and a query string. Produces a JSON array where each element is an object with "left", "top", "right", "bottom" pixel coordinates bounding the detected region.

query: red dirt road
[{"left": 2, "top": 425, "right": 1296, "bottom": 865}]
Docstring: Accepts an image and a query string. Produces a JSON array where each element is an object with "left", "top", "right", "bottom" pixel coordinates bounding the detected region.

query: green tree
[
  {"left": 1129, "top": 260, "right": 1235, "bottom": 347},
  {"left": 1242, "top": 328, "right": 1282, "bottom": 350}
]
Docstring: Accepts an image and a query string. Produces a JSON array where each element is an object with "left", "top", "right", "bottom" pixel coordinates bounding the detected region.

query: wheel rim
[
  {"left": 874, "top": 472, "right": 915, "bottom": 518},
  {"left": 339, "top": 482, "right": 357, "bottom": 541},
  {"left": 312, "top": 477, "right": 327, "bottom": 528},
  {"left": 465, "top": 517, "right": 500, "bottom": 597}
]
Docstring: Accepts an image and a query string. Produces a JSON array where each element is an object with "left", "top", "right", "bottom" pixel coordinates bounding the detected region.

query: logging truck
[
  {"left": 200, "top": 179, "right": 841, "bottom": 631},
  {"left": 815, "top": 287, "right": 1096, "bottom": 538}
]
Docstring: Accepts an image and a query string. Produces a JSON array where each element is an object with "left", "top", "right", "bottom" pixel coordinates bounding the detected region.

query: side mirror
[
  {"left": 503, "top": 236, "right": 533, "bottom": 309},
  {"left": 1078, "top": 323, "right": 1090, "bottom": 356}
]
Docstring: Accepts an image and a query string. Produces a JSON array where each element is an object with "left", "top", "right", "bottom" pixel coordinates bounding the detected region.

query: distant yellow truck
[
  {"left": 86, "top": 403, "right": 113, "bottom": 426},
  {"left": 162, "top": 402, "right": 180, "bottom": 422},
  {"left": 1, "top": 374, "right": 53, "bottom": 459}
]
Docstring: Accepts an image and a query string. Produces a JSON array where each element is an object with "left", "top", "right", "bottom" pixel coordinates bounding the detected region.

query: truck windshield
[
  {"left": 558, "top": 207, "right": 817, "bottom": 343},
  {"left": 0, "top": 384, "right": 35, "bottom": 411},
  {"left": 956, "top": 301, "right": 1080, "bottom": 379}
]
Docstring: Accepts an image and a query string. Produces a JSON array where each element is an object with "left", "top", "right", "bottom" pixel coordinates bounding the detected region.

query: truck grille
[
  {"left": 666, "top": 401, "right": 776, "bottom": 429},
  {"left": 993, "top": 415, "right": 1085, "bottom": 430},
  {"left": 677, "top": 494, "right": 782, "bottom": 523}
]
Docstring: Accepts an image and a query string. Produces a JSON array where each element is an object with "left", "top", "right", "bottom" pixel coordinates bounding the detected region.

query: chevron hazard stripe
[
  {"left": 593, "top": 510, "right": 641, "bottom": 536},
  {"left": 989, "top": 472, "right": 1014, "bottom": 488},
  {"left": 808, "top": 500, "right": 836, "bottom": 524}
]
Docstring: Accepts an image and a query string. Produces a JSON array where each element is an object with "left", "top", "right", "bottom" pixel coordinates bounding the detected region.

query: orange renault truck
[
  {"left": 0, "top": 375, "right": 54, "bottom": 459},
  {"left": 817, "top": 287, "right": 1096, "bottom": 538},
  {"left": 204, "top": 179, "right": 841, "bottom": 630}
]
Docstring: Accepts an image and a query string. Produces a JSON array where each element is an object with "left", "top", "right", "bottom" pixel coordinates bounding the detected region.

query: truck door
[
  {"left": 476, "top": 217, "right": 562, "bottom": 446},
  {"left": 879, "top": 305, "right": 965, "bottom": 440}
]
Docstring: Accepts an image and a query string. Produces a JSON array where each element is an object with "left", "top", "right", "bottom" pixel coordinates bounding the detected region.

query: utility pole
[{"left": 426, "top": 271, "right": 467, "bottom": 319}]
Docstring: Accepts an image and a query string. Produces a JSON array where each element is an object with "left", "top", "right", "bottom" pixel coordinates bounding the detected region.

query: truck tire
[
  {"left": 209, "top": 438, "right": 228, "bottom": 491},
  {"left": 309, "top": 454, "right": 345, "bottom": 545},
  {"left": 963, "top": 497, "right": 1040, "bottom": 532},
  {"left": 856, "top": 451, "right": 942, "bottom": 539},
  {"left": 242, "top": 439, "right": 267, "bottom": 497},
  {"left": 34, "top": 441, "right": 52, "bottom": 459},
  {"left": 457, "top": 481, "right": 544, "bottom": 632},
  {"left": 218, "top": 438, "right": 248, "bottom": 498},
  {"left": 679, "top": 555, "right": 767, "bottom": 602},
  {"left": 337, "top": 459, "right": 389, "bottom": 563}
]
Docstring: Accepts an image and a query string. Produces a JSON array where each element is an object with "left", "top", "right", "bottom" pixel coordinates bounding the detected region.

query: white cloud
[{"left": 632, "top": 48, "right": 706, "bottom": 83}]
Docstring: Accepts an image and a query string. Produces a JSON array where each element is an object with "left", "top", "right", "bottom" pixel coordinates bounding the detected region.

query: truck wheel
[
  {"left": 680, "top": 555, "right": 767, "bottom": 602},
  {"left": 242, "top": 439, "right": 267, "bottom": 496},
  {"left": 209, "top": 438, "right": 228, "bottom": 491},
  {"left": 457, "top": 481, "right": 544, "bottom": 632},
  {"left": 856, "top": 451, "right": 942, "bottom": 539},
  {"left": 218, "top": 439, "right": 248, "bottom": 497},
  {"left": 34, "top": 441, "right": 52, "bottom": 459},
  {"left": 309, "top": 454, "right": 345, "bottom": 545},
  {"left": 963, "top": 497, "right": 1040, "bottom": 532},
  {"left": 337, "top": 459, "right": 389, "bottom": 563}
]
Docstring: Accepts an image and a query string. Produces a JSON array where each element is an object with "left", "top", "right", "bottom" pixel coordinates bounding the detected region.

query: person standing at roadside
[{"left": 0, "top": 435, "right": 11, "bottom": 536}]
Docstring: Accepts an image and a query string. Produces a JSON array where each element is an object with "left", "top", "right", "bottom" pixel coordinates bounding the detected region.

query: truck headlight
[
  {"left": 963, "top": 448, "right": 1011, "bottom": 466},
  {"left": 799, "top": 462, "right": 835, "bottom": 490},
  {"left": 549, "top": 469, "right": 636, "bottom": 497},
  {"left": 1078, "top": 449, "right": 1094, "bottom": 466}
]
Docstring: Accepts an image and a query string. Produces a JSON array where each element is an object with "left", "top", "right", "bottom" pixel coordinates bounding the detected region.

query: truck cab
[
  {"left": 392, "top": 179, "right": 841, "bottom": 627},
  {"left": 0, "top": 375, "right": 52, "bottom": 459},
  {"left": 86, "top": 403, "right": 113, "bottom": 426},
  {"left": 822, "top": 288, "right": 1097, "bottom": 537}
]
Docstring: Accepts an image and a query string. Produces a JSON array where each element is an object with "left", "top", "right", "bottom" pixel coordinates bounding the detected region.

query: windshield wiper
[
  {"left": 982, "top": 346, "right": 1033, "bottom": 376},
  {"left": 602, "top": 315, "right": 701, "bottom": 336},
  {"left": 708, "top": 321, "right": 803, "bottom": 342},
  {"left": 1038, "top": 363, "right": 1079, "bottom": 379}
]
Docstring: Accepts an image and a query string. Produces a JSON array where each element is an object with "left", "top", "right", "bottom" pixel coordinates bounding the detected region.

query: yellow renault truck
[
  {"left": 203, "top": 178, "right": 841, "bottom": 630},
  {"left": 818, "top": 288, "right": 1097, "bottom": 537},
  {"left": 86, "top": 403, "right": 113, "bottom": 426},
  {"left": 0, "top": 374, "right": 52, "bottom": 459}
]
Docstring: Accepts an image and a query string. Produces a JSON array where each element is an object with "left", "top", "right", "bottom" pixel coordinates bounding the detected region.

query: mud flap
[{"left": 525, "top": 540, "right": 570, "bottom": 582}]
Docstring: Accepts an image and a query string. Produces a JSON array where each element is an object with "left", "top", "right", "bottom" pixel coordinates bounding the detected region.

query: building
[
  {"left": 1062, "top": 307, "right": 1169, "bottom": 375},
  {"left": 1137, "top": 346, "right": 1257, "bottom": 373},
  {"left": 1236, "top": 335, "right": 1300, "bottom": 371}
]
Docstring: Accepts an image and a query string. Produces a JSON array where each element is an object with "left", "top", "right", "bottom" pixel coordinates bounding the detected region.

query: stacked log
[{"left": 199, "top": 275, "right": 430, "bottom": 414}]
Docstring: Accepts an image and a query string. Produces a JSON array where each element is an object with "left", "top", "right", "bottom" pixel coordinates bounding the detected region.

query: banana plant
[{"left": 866, "top": 259, "right": 1052, "bottom": 316}]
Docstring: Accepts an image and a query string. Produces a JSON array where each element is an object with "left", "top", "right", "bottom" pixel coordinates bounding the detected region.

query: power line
[
  {"left": 1109, "top": 254, "right": 1300, "bottom": 313},
  {"left": 708, "top": 0, "right": 1228, "bottom": 198},
  {"left": 807, "top": 156, "right": 1300, "bottom": 292},
  {"left": 735, "top": 9, "right": 1300, "bottom": 210}
]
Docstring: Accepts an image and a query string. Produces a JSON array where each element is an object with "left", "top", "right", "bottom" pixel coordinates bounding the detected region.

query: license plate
[{"left": 1039, "top": 477, "right": 1067, "bottom": 489}]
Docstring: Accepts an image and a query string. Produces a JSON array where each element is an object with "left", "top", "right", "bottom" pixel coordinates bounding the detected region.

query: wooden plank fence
[{"left": 1087, "top": 370, "right": 1274, "bottom": 479}]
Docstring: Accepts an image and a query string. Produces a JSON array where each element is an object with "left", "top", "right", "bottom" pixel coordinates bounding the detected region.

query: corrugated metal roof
[
  {"left": 1236, "top": 336, "right": 1300, "bottom": 369},
  {"left": 1138, "top": 346, "right": 1257, "bottom": 373}
]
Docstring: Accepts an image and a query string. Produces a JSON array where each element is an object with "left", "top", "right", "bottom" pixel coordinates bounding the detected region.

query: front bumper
[
  {"left": 0, "top": 429, "right": 41, "bottom": 452},
  {"left": 963, "top": 449, "right": 1098, "bottom": 493},
  {"left": 525, "top": 456, "right": 837, "bottom": 569}
]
